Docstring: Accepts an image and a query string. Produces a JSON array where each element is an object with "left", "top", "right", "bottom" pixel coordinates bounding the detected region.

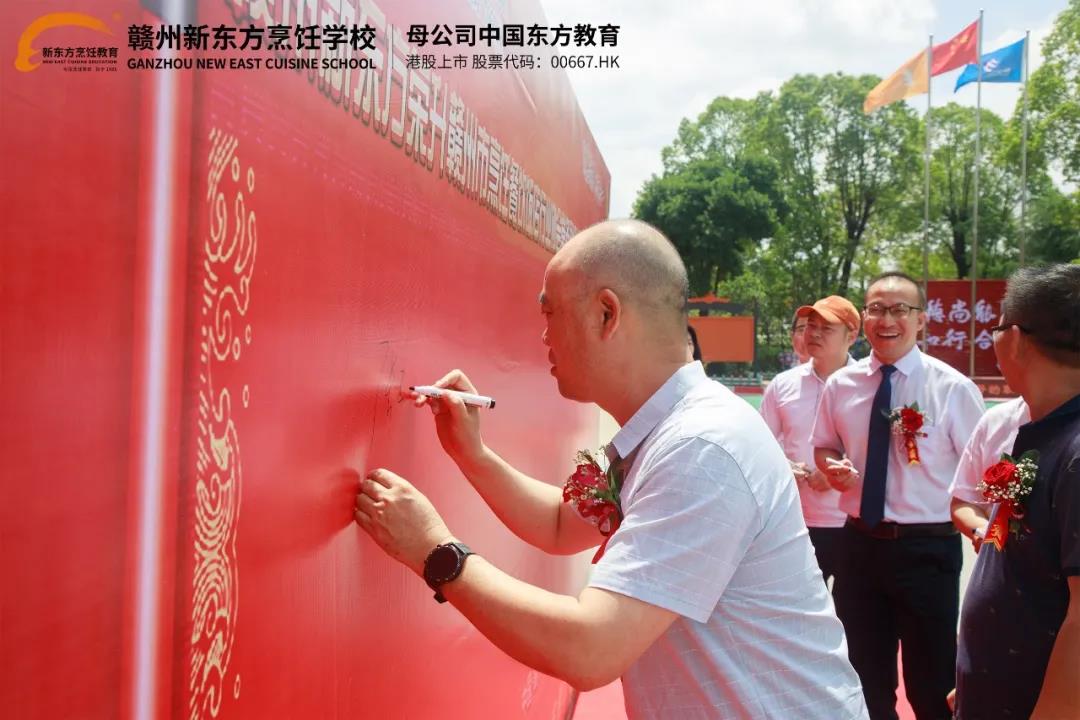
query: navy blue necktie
[{"left": 860, "top": 364, "right": 897, "bottom": 528}]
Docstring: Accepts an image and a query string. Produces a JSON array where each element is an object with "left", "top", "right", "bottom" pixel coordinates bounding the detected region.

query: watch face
[{"left": 425, "top": 545, "right": 461, "bottom": 585}]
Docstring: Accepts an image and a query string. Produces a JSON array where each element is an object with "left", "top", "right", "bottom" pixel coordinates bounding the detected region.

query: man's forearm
[
  {"left": 440, "top": 556, "right": 672, "bottom": 691},
  {"left": 950, "top": 498, "right": 989, "bottom": 541},
  {"left": 455, "top": 447, "right": 594, "bottom": 554},
  {"left": 439, "top": 556, "right": 607, "bottom": 689}
]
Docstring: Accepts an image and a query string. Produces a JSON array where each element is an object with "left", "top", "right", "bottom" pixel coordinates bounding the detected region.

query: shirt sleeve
[
  {"left": 759, "top": 382, "right": 783, "bottom": 442},
  {"left": 1054, "top": 435, "right": 1080, "bottom": 576},
  {"left": 588, "top": 437, "right": 762, "bottom": 623},
  {"left": 810, "top": 377, "right": 843, "bottom": 455},
  {"left": 950, "top": 416, "right": 990, "bottom": 503},
  {"left": 946, "top": 379, "right": 986, "bottom": 458}
]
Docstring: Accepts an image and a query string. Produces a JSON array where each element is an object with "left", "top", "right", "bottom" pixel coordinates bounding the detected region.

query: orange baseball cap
[{"left": 796, "top": 295, "right": 861, "bottom": 334}]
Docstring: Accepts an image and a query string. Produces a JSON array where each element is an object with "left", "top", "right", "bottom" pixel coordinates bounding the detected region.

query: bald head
[{"left": 552, "top": 219, "right": 689, "bottom": 329}]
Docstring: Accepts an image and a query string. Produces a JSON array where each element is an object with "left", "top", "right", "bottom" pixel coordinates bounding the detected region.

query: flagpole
[
  {"left": 969, "top": 8, "right": 983, "bottom": 378},
  {"left": 1020, "top": 29, "right": 1030, "bottom": 267},
  {"left": 922, "top": 34, "right": 933, "bottom": 350}
]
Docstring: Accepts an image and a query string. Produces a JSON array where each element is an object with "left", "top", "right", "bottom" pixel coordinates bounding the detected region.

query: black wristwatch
[{"left": 423, "top": 542, "right": 474, "bottom": 603}]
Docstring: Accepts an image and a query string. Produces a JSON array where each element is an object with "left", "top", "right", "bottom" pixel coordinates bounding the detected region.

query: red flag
[{"left": 932, "top": 19, "right": 979, "bottom": 76}]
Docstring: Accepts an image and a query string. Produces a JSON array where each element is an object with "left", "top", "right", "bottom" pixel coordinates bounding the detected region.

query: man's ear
[
  {"left": 1010, "top": 325, "right": 1030, "bottom": 364},
  {"left": 597, "top": 288, "right": 621, "bottom": 340}
]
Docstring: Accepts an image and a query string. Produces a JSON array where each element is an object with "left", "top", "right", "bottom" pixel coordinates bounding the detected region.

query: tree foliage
[
  {"left": 1024, "top": 0, "right": 1080, "bottom": 265},
  {"left": 634, "top": 8, "right": 1080, "bottom": 369},
  {"left": 1028, "top": 0, "right": 1080, "bottom": 185},
  {"left": 924, "top": 103, "right": 1020, "bottom": 279},
  {"left": 770, "top": 74, "right": 920, "bottom": 295},
  {"left": 634, "top": 153, "right": 785, "bottom": 294},
  {"left": 635, "top": 73, "right": 921, "bottom": 360}
]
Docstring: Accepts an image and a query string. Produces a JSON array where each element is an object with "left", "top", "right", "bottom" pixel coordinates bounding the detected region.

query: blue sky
[{"left": 541, "top": 0, "right": 1068, "bottom": 218}]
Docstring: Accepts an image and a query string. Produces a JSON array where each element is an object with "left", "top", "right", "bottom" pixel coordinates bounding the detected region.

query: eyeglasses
[
  {"left": 989, "top": 322, "right": 1030, "bottom": 335},
  {"left": 863, "top": 302, "right": 922, "bottom": 319},
  {"left": 990, "top": 322, "right": 1080, "bottom": 351}
]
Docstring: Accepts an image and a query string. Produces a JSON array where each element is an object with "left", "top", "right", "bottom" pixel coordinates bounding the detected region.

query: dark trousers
[
  {"left": 833, "top": 525, "right": 961, "bottom": 720},
  {"left": 808, "top": 526, "right": 846, "bottom": 585}
]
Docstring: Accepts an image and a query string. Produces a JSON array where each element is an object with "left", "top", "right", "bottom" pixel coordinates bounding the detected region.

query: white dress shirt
[
  {"left": 811, "top": 346, "right": 986, "bottom": 523},
  {"left": 592, "top": 362, "right": 867, "bottom": 719},
  {"left": 760, "top": 358, "right": 857, "bottom": 528},
  {"left": 949, "top": 397, "right": 1030, "bottom": 503}
]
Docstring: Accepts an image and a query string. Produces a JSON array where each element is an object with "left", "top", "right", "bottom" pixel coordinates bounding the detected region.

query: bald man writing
[{"left": 354, "top": 220, "right": 867, "bottom": 718}]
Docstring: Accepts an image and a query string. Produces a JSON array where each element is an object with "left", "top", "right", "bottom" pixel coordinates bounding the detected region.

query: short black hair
[
  {"left": 867, "top": 271, "right": 926, "bottom": 308},
  {"left": 687, "top": 325, "right": 702, "bottom": 362},
  {"left": 1002, "top": 264, "right": 1080, "bottom": 367}
]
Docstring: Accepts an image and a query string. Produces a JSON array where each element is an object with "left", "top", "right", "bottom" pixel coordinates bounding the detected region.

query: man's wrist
[
  {"left": 422, "top": 539, "right": 472, "bottom": 603},
  {"left": 410, "top": 533, "right": 457, "bottom": 576}
]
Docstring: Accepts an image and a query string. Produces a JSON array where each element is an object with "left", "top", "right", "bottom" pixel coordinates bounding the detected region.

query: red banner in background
[
  {"left": 924, "top": 280, "right": 1006, "bottom": 377},
  {"left": 1, "top": 0, "right": 609, "bottom": 717}
]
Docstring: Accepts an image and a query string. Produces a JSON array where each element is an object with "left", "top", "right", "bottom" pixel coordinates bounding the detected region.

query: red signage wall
[
  {"left": 689, "top": 316, "right": 755, "bottom": 363},
  {"left": 924, "top": 279, "right": 1006, "bottom": 378},
  {"left": 1, "top": 1, "right": 610, "bottom": 718}
]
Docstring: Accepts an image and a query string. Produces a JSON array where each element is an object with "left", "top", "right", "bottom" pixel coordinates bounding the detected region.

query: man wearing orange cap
[{"left": 761, "top": 296, "right": 860, "bottom": 587}]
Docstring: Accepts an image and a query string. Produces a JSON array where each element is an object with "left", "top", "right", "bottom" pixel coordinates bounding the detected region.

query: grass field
[{"left": 739, "top": 393, "right": 763, "bottom": 410}]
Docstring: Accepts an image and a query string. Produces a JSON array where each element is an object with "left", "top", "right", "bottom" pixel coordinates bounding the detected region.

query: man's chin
[
  {"left": 998, "top": 368, "right": 1024, "bottom": 396},
  {"left": 870, "top": 337, "right": 911, "bottom": 360},
  {"left": 552, "top": 377, "right": 588, "bottom": 403}
]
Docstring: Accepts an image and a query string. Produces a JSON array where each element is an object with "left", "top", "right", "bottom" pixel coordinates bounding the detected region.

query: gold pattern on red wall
[{"left": 190, "top": 127, "right": 257, "bottom": 719}]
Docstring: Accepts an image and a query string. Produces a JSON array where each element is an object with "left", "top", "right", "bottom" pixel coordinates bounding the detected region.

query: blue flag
[{"left": 955, "top": 38, "right": 1025, "bottom": 91}]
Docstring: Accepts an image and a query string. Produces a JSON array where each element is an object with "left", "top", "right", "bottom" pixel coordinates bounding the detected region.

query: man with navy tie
[{"left": 812, "top": 272, "right": 984, "bottom": 720}]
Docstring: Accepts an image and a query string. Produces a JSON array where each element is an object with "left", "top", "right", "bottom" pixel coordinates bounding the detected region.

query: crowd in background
[
  {"left": 759, "top": 266, "right": 1080, "bottom": 720},
  {"left": 355, "top": 219, "right": 1079, "bottom": 720}
]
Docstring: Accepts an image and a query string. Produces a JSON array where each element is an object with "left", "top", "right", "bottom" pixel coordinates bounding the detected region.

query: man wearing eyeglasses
[
  {"left": 954, "top": 264, "right": 1080, "bottom": 720},
  {"left": 811, "top": 271, "right": 985, "bottom": 720},
  {"left": 789, "top": 310, "right": 811, "bottom": 367},
  {"left": 761, "top": 296, "right": 860, "bottom": 589}
]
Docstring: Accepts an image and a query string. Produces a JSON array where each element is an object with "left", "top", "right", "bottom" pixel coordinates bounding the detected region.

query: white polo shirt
[
  {"left": 591, "top": 362, "right": 867, "bottom": 719},
  {"left": 811, "top": 346, "right": 985, "bottom": 523},
  {"left": 760, "top": 358, "right": 857, "bottom": 528},
  {"left": 949, "top": 397, "right": 1030, "bottom": 503}
]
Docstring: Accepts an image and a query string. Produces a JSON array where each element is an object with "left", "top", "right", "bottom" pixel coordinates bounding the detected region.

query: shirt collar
[
  {"left": 1029, "top": 393, "right": 1080, "bottom": 427},
  {"left": 809, "top": 354, "right": 857, "bottom": 383},
  {"left": 609, "top": 362, "right": 707, "bottom": 460},
  {"left": 868, "top": 344, "right": 921, "bottom": 377}
]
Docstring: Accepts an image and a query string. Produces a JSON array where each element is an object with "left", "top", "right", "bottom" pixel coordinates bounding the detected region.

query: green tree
[
  {"left": 635, "top": 73, "right": 922, "bottom": 369},
  {"left": 924, "top": 103, "right": 1019, "bottom": 279},
  {"left": 1027, "top": 0, "right": 1080, "bottom": 185},
  {"left": 1027, "top": 186, "right": 1080, "bottom": 263},
  {"left": 660, "top": 95, "right": 773, "bottom": 171},
  {"left": 769, "top": 74, "right": 920, "bottom": 295},
  {"left": 637, "top": 74, "right": 920, "bottom": 301},
  {"left": 634, "top": 96, "right": 786, "bottom": 295},
  {"left": 1015, "top": 1, "right": 1080, "bottom": 264}
]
